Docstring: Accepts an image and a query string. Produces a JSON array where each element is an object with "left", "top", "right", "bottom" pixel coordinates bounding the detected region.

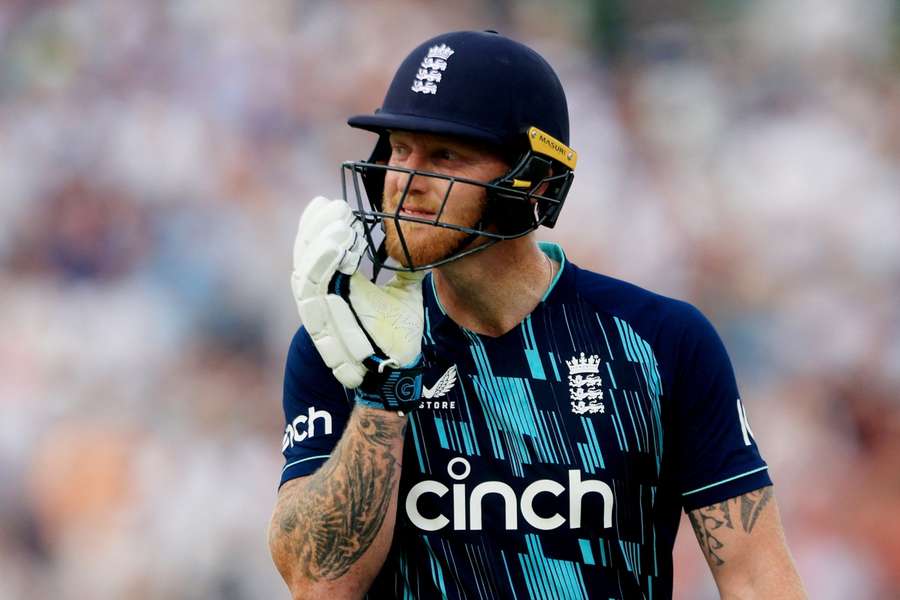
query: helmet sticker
[
  {"left": 527, "top": 127, "right": 577, "bottom": 170},
  {"left": 411, "top": 44, "right": 455, "bottom": 95}
]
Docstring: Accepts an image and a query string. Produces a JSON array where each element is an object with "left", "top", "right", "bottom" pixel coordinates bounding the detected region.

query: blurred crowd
[{"left": 0, "top": 0, "right": 898, "bottom": 598}]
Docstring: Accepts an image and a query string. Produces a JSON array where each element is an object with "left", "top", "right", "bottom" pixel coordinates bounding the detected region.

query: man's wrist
[
  {"left": 353, "top": 392, "right": 413, "bottom": 417},
  {"left": 354, "top": 369, "right": 423, "bottom": 415},
  {"left": 352, "top": 354, "right": 425, "bottom": 413}
]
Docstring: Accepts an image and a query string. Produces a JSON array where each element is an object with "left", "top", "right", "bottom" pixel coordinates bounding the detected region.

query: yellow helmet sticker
[{"left": 527, "top": 126, "right": 577, "bottom": 170}]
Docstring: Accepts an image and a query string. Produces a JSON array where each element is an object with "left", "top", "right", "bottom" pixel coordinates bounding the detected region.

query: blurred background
[{"left": 1, "top": 0, "right": 898, "bottom": 598}]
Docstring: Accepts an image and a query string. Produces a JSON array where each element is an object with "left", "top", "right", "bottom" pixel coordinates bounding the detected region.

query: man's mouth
[{"left": 398, "top": 207, "right": 436, "bottom": 219}]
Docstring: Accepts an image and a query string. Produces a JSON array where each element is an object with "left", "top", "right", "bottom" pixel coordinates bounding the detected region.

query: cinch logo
[
  {"left": 282, "top": 407, "right": 332, "bottom": 451},
  {"left": 404, "top": 457, "right": 614, "bottom": 532}
]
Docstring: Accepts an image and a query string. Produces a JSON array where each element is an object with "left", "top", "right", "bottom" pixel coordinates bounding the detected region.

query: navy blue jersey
[{"left": 279, "top": 243, "right": 771, "bottom": 600}]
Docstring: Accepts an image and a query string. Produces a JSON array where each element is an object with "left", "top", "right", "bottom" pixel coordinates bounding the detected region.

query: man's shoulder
[
  {"left": 288, "top": 324, "right": 316, "bottom": 359},
  {"left": 285, "top": 325, "right": 337, "bottom": 381},
  {"left": 568, "top": 263, "right": 700, "bottom": 325}
]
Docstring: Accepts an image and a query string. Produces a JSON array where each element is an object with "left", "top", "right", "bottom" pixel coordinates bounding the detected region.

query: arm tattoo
[
  {"left": 274, "top": 410, "right": 406, "bottom": 581},
  {"left": 688, "top": 486, "right": 773, "bottom": 567},
  {"left": 689, "top": 500, "right": 731, "bottom": 567},
  {"left": 739, "top": 486, "right": 772, "bottom": 533}
]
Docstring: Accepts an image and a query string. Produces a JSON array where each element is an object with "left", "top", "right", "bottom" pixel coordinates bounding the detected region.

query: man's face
[{"left": 381, "top": 131, "right": 508, "bottom": 268}]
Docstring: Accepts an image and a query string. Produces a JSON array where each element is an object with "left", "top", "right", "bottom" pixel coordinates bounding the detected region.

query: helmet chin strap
[{"left": 372, "top": 239, "right": 389, "bottom": 281}]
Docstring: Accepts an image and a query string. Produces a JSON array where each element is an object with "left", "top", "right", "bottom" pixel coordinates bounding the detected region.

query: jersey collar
[{"left": 423, "top": 242, "right": 571, "bottom": 341}]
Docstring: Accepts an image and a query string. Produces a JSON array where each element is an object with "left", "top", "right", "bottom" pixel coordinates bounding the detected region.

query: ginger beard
[{"left": 380, "top": 178, "right": 490, "bottom": 269}]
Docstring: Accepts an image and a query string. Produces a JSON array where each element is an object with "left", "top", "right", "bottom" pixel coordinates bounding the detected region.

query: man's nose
[{"left": 398, "top": 151, "right": 430, "bottom": 194}]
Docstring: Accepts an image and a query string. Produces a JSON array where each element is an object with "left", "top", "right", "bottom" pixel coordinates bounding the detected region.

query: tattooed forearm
[
  {"left": 689, "top": 486, "right": 773, "bottom": 567},
  {"left": 272, "top": 408, "right": 407, "bottom": 582},
  {"left": 739, "top": 486, "right": 772, "bottom": 533},
  {"left": 689, "top": 500, "right": 731, "bottom": 566}
]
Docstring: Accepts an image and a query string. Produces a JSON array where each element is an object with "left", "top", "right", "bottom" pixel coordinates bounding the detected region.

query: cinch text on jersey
[
  {"left": 282, "top": 406, "right": 332, "bottom": 450},
  {"left": 405, "top": 457, "right": 614, "bottom": 532}
]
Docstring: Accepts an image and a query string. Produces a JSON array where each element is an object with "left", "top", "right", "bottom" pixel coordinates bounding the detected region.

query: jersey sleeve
[
  {"left": 278, "top": 326, "right": 353, "bottom": 488},
  {"left": 670, "top": 303, "right": 772, "bottom": 512}
]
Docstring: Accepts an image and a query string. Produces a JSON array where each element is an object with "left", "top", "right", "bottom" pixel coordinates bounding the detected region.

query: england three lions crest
[
  {"left": 411, "top": 44, "right": 454, "bottom": 95},
  {"left": 567, "top": 352, "right": 605, "bottom": 415}
]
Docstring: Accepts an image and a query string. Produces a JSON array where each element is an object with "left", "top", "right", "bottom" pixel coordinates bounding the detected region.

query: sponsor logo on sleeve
[
  {"left": 737, "top": 397, "right": 755, "bottom": 446},
  {"left": 282, "top": 406, "right": 333, "bottom": 452}
]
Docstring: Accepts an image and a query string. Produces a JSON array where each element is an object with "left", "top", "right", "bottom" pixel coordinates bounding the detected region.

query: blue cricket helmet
[
  {"left": 342, "top": 30, "right": 577, "bottom": 272},
  {"left": 348, "top": 30, "right": 570, "bottom": 148}
]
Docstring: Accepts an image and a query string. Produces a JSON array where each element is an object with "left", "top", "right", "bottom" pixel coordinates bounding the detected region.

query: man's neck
[{"left": 432, "top": 237, "right": 556, "bottom": 338}]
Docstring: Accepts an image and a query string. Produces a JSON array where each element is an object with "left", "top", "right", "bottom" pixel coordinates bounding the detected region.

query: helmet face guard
[{"left": 341, "top": 126, "right": 577, "bottom": 274}]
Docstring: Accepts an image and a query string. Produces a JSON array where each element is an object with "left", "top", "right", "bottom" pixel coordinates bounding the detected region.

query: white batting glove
[
  {"left": 291, "top": 196, "right": 369, "bottom": 387},
  {"left": 348, "top": 270, "right": 425, "bottom": 367},
  {"left": 291, "top": 197, "right": 425, "bottom": 405}
]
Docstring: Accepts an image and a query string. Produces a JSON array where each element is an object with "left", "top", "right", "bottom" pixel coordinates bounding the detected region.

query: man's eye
[
  {"left": 436, "top": 149, "right": 457, "bottom": 161},
  {"left": 389, "top": 145, "right": 410, "bottom": 164}
]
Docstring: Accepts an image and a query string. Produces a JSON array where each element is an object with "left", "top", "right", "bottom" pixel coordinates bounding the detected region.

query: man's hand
[{"left": 291, "top": 197, "right": 425, "bottom": 411}]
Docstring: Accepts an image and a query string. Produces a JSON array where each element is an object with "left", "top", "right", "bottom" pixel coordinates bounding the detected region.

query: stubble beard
[
  {"left": 382, "top": 217, "right": 475, "bottom": 269},
  {"left": 381, "top": 192, "right": 487, "bottom": 269}
]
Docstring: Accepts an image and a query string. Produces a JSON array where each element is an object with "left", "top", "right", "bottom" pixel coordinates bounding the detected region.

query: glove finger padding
[
  {"left": 294, "top": 197, "right": 351, "bottom": 257},
  {"left": 348, "top": 270, "right": 426, "bottom": 367},
  {"left": 291, "top": 197, "right": 370, "bottom": 389},
  {"left": 325, "top": 295, "right": 375, "bottom": 361}
]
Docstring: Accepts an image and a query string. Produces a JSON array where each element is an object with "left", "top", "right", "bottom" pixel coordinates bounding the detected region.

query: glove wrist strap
[{"left": 354, "top": 357, "right": 424, "bottom": 415}]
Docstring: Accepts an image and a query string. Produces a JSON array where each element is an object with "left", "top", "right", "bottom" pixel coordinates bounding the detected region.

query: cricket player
[{"left": 268, "top": 30, "right": 806, "bottom": 599}]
